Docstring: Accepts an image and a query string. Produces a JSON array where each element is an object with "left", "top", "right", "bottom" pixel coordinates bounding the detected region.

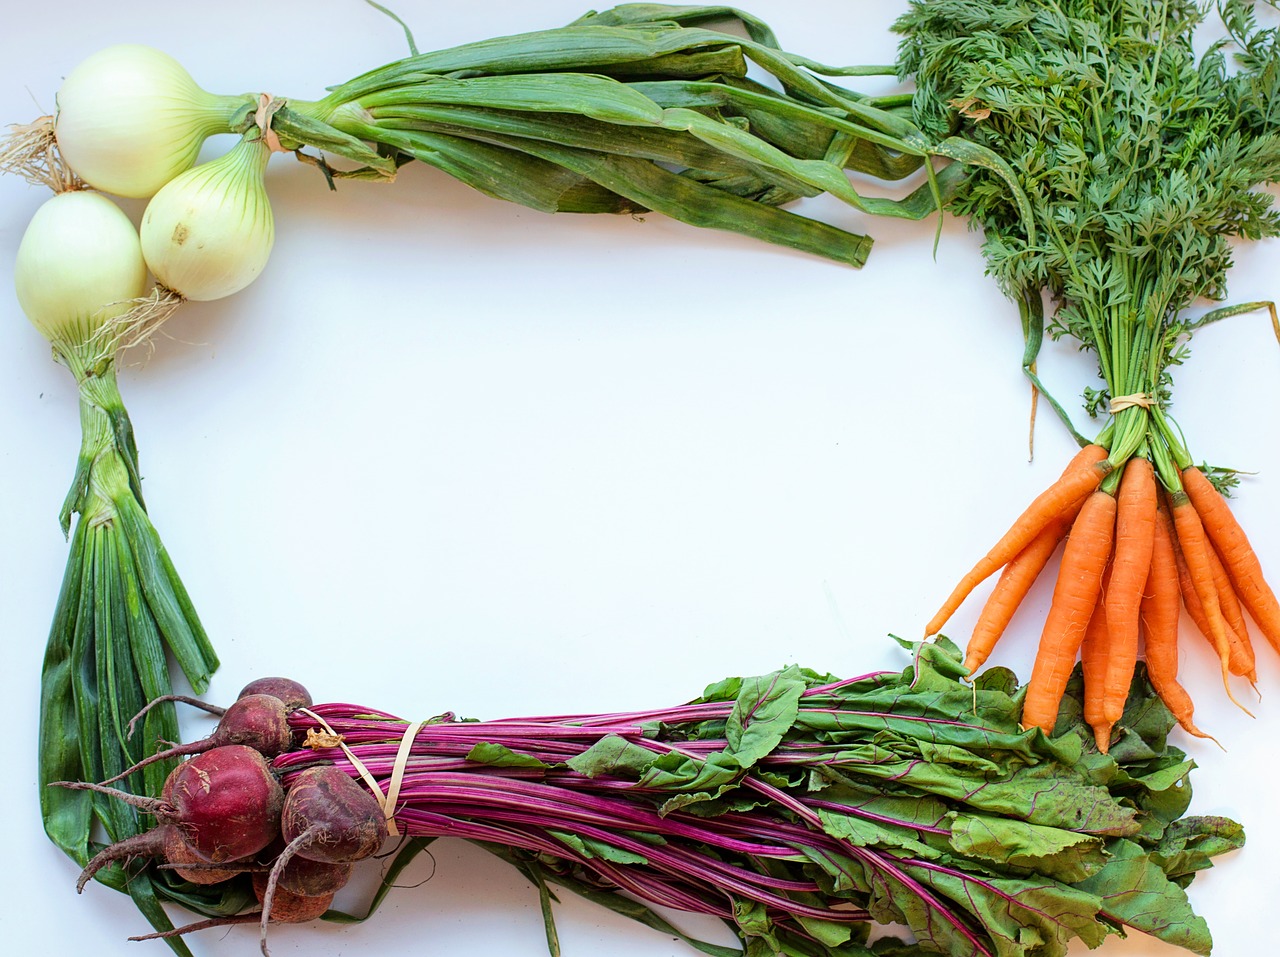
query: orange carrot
[
  {"left": 1081, "top": 564, "right": 1113, "bottom": 752},
  {"left": 926, "top": 444, "right": 1111, "bottom": 637},
  {"left": 1169, "top": 491, "right": 1252, "bottom": 715},
  {"left": 1205, "top": 537, "right": 1258, "bottom": 684},
  {"left": 1183, "top": 465, "right": 1280, "bottom": 654},
  {"left": 1022, "top": 489, "right": 1117, "bottom": 735},
  {"left": 1143, "top": 500, "right": 1215, "bottom": 742},
  {"left": 1165, "top": 506, "right": 1254, "bottom": 679},
  {"left": 963, "top": 506, "right": 1080, "bottom": 674},
  {"left": 1101, "top": 458, "right": 1156, "bottom": 728}
]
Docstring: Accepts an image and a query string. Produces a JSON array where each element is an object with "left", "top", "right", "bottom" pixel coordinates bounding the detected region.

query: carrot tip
[
  {"left": 1182, "top": 722, "right": 1225, "bottom": 751},
  {"left": 1208, "top": 629, "right": 1256, "bottom": 717},
  {"left": 1223, "top": 681, "right": 1256, "bottom": 719},
  {"left": 1093, "top": 724, "right": 1112, "bottom": 755}
]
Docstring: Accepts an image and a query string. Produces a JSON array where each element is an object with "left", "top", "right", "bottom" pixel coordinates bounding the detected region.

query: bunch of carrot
[
  {"left": 926, "top": 437, "right": 1279, "bottom": 750},
  {"left": 895, "top": 0, "right": 1280, "bottom": 748}
]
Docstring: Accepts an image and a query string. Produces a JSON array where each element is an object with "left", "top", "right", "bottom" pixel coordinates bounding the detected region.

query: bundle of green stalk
[
  {"left": 12, "top": 190, "right": 232, "bottom": 940},
  {"left": 897, "top": 0, "right": 1280, "bottom": 744},
  {"left": 5, "top": 3, "right": 1026, "bottom": 281},
  {"left": 73, "top": 641, "right": 1240, "bottom": 957}
]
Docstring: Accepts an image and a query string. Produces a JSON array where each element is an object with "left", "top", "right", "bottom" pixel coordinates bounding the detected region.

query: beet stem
[
  {"left": 49, "top": 780, "right": 174, "bottom": 816},
  {"left": 260, "top": 827, "right": 319, "bottom": 957},
  {"left": 128, "top": 912, "right": 261, "bottom": 940},
  {"left": 76, "top": 829, "right": 166, "bottom": 893},
  {"left": 127, "top": 694, "right": 227, "bottom": 738},
  {"left": 98, "top": 737, "right": 211, "bottom": 786}
]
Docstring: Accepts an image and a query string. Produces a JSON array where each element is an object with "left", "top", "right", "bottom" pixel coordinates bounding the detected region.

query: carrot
[
  {"left": 1182, "top": 465, "right": 1280, "bottom": 654},
  {"left": 1101, "top": 458, "right": 1156, "bottom": 728},
  {"left": 1169, "top": 491, "right": 1252, "bottom": 716},
  {"left": 963, "top": 506, "right": 1080, "bottom": 674},
  {"left": 1165, "top": 506, "right": 1254, "bottom": 679},
  {"left": 1022, "top": 488, "right": 1117, "bottom": 735},
  {"left": 1081, "top": 564, "right": 1113, "bottom": 752},
  {"left": 1205, "top": 537, "right": 1258, "bottom": 684},
  {"left": 1143, "top": 499, "right": 1215, "bottom": 743},
  {"left": 926, "top": 444, "right": 1111, "bottom": 638}
]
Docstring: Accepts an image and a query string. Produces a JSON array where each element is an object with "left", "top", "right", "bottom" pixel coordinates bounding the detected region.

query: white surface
[{"left": 1, "top": 2, "right": 1276, "bottom": 955}]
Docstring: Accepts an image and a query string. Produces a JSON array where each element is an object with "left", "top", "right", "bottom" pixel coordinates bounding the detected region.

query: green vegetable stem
[
  {"left": 12, "top": 191, "right": 244, "bottom": 953},
  {"left": 270, "top": 4, "right": 1034, "bottom": 267},
  {"left": 896, "top": 0, "right": 1280, "bottom": 480}
]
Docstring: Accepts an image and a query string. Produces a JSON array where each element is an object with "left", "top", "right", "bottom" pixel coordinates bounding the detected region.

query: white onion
[
  {"left": 140, "top": 136, "right": 275, "bottom": 302},
  {"left": 14, "top": 191, "right": 148, "bottom": 349},
  {"left": 54, "top": 45, "right": 251, "bottom": 199}
]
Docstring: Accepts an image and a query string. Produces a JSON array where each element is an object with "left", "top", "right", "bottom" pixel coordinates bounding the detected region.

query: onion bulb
[
  {"left": 141, "top": 136, "right": 275, "bottom": 302},
  {"left": 54, "top": 45, "right": 253, "bottom": 199},
  {"left": 14, "top": 191, "right": 148, "bottom": 351}
]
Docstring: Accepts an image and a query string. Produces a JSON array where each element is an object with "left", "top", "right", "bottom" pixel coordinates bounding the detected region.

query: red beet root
[
  {"left": 208, "top": 694, "right": 295, "bottom": 755},
  {"left": 63, "top": 745, "right": 284, "bottom": 888},
  {"left": 125, "top": 676, "right": 310, "bottom": 744},
  {"left": 251, "top": 871, "right": 335, "bottom": 922},
  {"left": 238, "top": 676, "right": 313, "bottom": 711},
  {"left": 267, "top": 851, "right": 353, "bottom": 898},
  {"left": 281, "top": 766, "right": 388, "bottom": 864},
  {"left": 104, "top": 693, "right": 295, "bottom": 785},
  {"left": 161, "top": 826, "right": 246, "bottom": 884},
  {"left": 166, "top": 745, "right": 285, "bottom": 863},
  {"left": 75, "top": 824, "right": 240, "bottom": 892}
]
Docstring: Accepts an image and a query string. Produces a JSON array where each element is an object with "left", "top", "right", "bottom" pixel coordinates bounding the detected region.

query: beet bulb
[
  {"left": 104, "top": 693, "right": 295, "bottom": 785},
  {"left": 66, "top": 745, "right": 284, "bottom": 890},
  {"left": 251, "top": 871, "right": 335, "bottom": 922},
  {"left": 73, "top": 823, "right": 243, "bottom": 893},
  {"left": 257, "top": 842, "right": 353, "bottom": 897},
  {"left": 281, "top": 766, "right": 388, "bottom": 864},
  {"left": 126, "top": 675, "right": 311, "bottom": 742},
  {"left": 166, "top": 745, "right": 286, "bottom": 863},
  {"left": 254, "top": 768, "right": 382, "bottom": 956},
  {"left": 237, "top": 676, "right": 313, "bottom": 711}
]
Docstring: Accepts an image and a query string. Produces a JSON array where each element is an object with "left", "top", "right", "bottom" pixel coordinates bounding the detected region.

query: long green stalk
[
  {"left": 254, "top": 5, "right": 1030, "bottom": 265},
  {"left": 38, "top": 346, "right": 243, "bottom": 954}
]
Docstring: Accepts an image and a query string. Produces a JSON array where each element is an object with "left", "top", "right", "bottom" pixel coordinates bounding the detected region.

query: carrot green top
[{"left": 895, "top": 0, "right": 1280, "bottom": 487}]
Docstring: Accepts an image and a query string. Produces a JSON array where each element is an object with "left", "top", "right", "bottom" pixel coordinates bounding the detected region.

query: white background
[{"left": 1, "top": 2, "right": 1277, "bottom": 955}]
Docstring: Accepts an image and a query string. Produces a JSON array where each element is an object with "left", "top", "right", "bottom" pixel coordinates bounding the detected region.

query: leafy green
[
  {"left": 1074, "top": 839, "right": 1214, "bottom": 955},
  {"left": 895, "top": 0, "right": 1280, "bottom": 479},
  {"left": 299, "top": 639, "right": 1240, "bottom": 957},
  {"left": 946, "top": 814, "right": 1107, "bottom": 883}
]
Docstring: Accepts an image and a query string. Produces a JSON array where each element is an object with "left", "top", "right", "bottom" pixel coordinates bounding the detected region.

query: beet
[
  {"left": 280, "top": 766, "right": 388, "bottom": 864},
  {"left": 209, "top": 694, "right": 294, "bottom": 754},
  {"left": 165, "top": 745, "right": 285, "bottom": 863},
  {"left": 65, "top": 745, "right": 285, "bottom": 890},
  {"left": 251, "top": 871, "right": 335, "bottom": 923},
  {"left": 237, "top": 676, "right": 313, "bottom": 711},
  {"left": 270, "top": 852, "right": 352, "bottom": 898},
  {"left": 104, "top": 693, "right": 295, "bottom": 785},
  {"left": 125, "top": 676, "right": 310, "bottom": 745},
  {"left": 160, "top": 826, "right": 246, "bottom": 884},
  {"left": 75, "top": 822, "right": 245, "bottom": 892}
]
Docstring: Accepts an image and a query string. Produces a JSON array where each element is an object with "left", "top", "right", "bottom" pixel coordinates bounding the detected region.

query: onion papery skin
[
  {"left": 141, "top": 136, "right": 275, "bottom": 302},
  {"left": 13, "top": 190, "right": 148, "bottom": 350},
  {"left": 54, "top": 44, "right": 252, "bottom": 199}
]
